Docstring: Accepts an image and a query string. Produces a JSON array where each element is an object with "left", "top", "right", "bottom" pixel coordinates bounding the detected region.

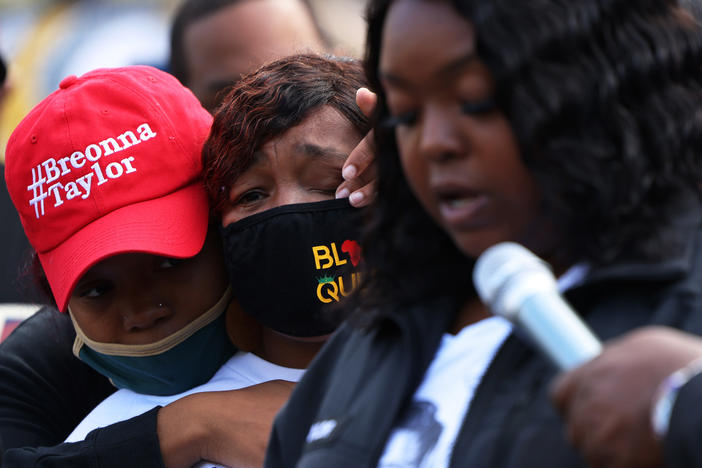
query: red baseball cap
[{"left": 5, "top": 65, "right": 213, "bottom": 312}]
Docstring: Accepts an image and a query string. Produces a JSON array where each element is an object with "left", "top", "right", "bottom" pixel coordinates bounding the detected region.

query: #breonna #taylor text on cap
[{"left": 4, "top": 65, "right": 213, "bottom": 312}]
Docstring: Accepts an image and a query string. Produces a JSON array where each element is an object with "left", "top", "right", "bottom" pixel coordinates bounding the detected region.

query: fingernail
[
  {"left": 349, "top": 191, "right": 364, "bottom": 206},
  {"left": 336, "top": 188, "right": 350, "bottom": 199},
  {"left": 342, "top": 165, "right": 357, "bottom": 181}
]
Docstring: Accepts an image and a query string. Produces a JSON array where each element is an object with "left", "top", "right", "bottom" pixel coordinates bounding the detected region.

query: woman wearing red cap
[{"left": 2, "top": 56, "right": 369, "bottom": 467}]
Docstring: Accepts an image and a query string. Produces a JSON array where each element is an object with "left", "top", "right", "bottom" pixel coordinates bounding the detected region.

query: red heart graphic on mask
[{"left": 341, "top": 240, "right": 362, "bottom": 267}]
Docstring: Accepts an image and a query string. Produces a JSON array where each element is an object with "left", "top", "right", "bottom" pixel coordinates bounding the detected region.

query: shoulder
[
  {"left": 303, "top": 321, "right": 370, "bottom": 382},
  {"left": 0, "top": 305, "right": 74, "bottom": 361}
]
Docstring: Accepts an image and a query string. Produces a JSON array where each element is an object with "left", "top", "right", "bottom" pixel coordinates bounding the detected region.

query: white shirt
[
  {"left": 66, "top": 351, "right": 305, "bottom": 468},
  {"left": 378, "top": 263, "right": 588, "bottom": 467},
  {"left": 378, "top": 316, "right": 512, "bottom": 468}
]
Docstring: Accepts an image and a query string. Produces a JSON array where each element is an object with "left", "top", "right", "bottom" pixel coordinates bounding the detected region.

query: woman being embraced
[{"left": 61, "top": 54, "right": 369, "bottom": 468}]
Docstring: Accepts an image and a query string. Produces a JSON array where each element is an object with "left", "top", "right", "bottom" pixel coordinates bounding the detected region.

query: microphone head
[{"left": 473, "top": 242, "right": 558, "bottom": 320}]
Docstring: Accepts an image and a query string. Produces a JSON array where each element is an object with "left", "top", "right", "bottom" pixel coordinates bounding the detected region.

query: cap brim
[{"left": 39, "top": 183, "right": 209, "bottom": 312}]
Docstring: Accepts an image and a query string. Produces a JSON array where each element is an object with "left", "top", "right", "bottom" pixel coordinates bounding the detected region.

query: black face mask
[{"left": 220, "top": 199, "right": 363, "bottom": 337}]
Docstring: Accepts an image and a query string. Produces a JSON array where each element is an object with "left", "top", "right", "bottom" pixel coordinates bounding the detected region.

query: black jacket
[
  {"left": 666, "top": 371, "right": 702, "bottom": 466},
  {"left": 0, "top": 307, "right": 164, "bottom": 468},
  {"left": 266, "top": 215, "right": 702, "bottom": 467}
]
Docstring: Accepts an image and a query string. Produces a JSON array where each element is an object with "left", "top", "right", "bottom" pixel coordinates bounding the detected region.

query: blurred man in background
[{"left": 169, "top": 0, "right": 327, "bottom": 111}]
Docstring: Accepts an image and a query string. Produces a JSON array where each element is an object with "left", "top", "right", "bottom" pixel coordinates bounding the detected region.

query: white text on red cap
[{"left": 27, "top": 123, "right": 156, "bottom": 219}]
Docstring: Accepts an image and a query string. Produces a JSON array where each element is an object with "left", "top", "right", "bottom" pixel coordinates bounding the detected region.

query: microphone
[{"left": 473, "top": 242, "right": 602, "bottom": 371}]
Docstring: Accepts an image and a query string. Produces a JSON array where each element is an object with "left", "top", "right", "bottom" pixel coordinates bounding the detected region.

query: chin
[{"left": 450, "top": 230, "right": 510, "bottom": 261}]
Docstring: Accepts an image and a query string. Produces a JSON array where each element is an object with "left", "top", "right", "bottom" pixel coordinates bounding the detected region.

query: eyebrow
[
  {"left": 380, "top": 51, "right": 478, "bottom": 88},
  {"left": 296, "top": 143, "right": 349, "bottom": 160}
]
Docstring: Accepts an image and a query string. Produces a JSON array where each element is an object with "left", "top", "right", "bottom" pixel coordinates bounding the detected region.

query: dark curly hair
[
  {"left": 202, "top": 53, "right": 370, "bottom": 215},
  {"left": 359, "top": 0, "right": 702, "bottom": 309}
]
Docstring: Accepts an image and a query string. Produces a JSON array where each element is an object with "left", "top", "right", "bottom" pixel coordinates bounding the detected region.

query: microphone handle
[{"left": 516, "top": 293, "right": 602, "bottom": 371}]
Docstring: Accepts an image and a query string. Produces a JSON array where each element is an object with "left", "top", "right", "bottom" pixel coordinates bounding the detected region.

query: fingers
[
  {"left": 335, "top": 89, "right": 379, "bottom": 208},
  {"left": 343, "top": 181, "right": 376, "bottom": 207},
  {"left": 551, "top": 367, "right": 616, "bottom": 467},
  {"left": 550, "top": 366, "right": 594, "bottom": 452},
  {"left": 356, "top": 87, "right": 377, "bottom": 118},
  {"left": 549, "top": 340, "right": 668, "bottom": 468},
  {"left": 337, "top": 129, "right": 377, "bottom": 207},
  {"left": 550, "top": 369, "right": 576, "bottom": 417},
  {"left": 342, "top": 129, "right": 375, "bottom": 181}
]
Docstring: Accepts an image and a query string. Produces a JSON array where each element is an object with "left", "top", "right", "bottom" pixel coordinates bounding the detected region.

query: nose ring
[{"left": 158, "top": 303, "right": 164, "bottom": 308}]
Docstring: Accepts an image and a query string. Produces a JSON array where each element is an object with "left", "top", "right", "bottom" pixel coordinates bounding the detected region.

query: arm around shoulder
[
  {"left": 0, "top": 308, "right": 163, "bottom": 468},
  {"left": 2, "top": 407, "right": 164, "bottom": 468},
  {"left": 0, "top": 307, "right": 113, "bottom": 451}
]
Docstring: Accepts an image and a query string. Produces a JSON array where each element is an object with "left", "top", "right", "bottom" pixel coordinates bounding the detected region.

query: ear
[{"left": 225, "top": 299, "right": 262, "bottom": 352}]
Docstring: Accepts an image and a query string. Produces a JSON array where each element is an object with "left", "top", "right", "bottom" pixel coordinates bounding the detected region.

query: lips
[{"left": 433, "top": 183, "right": 489, "bottom": 229}]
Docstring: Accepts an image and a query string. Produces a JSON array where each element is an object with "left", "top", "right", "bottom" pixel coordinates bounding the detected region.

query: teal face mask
[{"left": 69, "top": 287, "right": 235, "bottom": 396}]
